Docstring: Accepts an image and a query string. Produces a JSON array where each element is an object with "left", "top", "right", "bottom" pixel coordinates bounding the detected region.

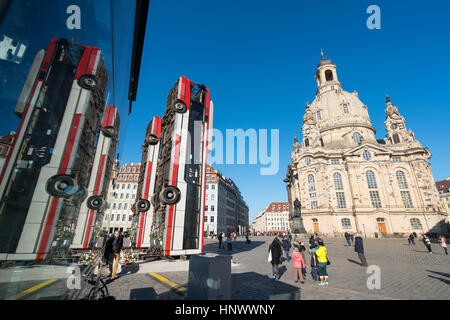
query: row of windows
[
  {"left": 113, "top": 193, "right": 136, "bottom": 200},
  {"left": 315, "top": 104, "right": 349, "bottom": 121},
  {"left": 304, "top": 157, "right": 402, "bottom": 166},
  {"left": 205, "top": 205, "right": 215, "bottom": 211},
  {"left": 205, "top": 184, "right": 216, "bottom": 190},
  {"left": 204, "top": 216, "right": 215, "bottom": 223},
  {"left": 319, "top": 217, "right": 423, "bottom": 229},
  {"left": 116, "top": 183, "right": 138, "bottom": 190},
  {"left": 270, "top": 204, "right": 289, "bottom": 211},
  {"left": 117, "top": 174, "right": 138, "bottom": 181},
  {"left": 104, "top": 214, "right": 133, "bottom": 222},
  {"left": 120, "top": 167, "right": 138, "bottom": 173}
]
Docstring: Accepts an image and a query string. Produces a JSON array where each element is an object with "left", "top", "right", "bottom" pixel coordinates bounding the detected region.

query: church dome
[{"left": 317, "top": 57, "right": 333, "bottom": 67}]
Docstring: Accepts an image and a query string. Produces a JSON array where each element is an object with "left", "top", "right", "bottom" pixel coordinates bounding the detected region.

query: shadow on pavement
[
  {"left": 130, "top": 287, "right": 158, "bottom": 300},
  {"left": 428, "top": 275, "right": 450, "bottom": 285},
  {"left": 347, "top": 259, "right": 361, "bottom": 266},
  {"left": 426, "top": 270, "right": 450, "bottom": 279},
  {"left": 203, "top": 240, "right": 266, "bottom": 255}
]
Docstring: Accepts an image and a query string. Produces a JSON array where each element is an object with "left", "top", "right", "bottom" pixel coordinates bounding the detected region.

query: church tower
[{"left": 384, "top": 95, "right": 415, "bottom": 145}]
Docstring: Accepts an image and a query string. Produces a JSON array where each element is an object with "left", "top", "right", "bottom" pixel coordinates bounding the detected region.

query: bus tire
[
  {"left": 46, "top": 174, "right": 78, "bottom": 198},
  {"left": 137, "top": 199, "right": 151, "bottom": 212},
  {"left": 86, "top": 195, "right": 104, "bottom": 210},
  {"left": 172, "top": 100, "right": 187, "bottom": 113},
  {"left": 102, "top": 126, "right": 116, "bottom": 138},
  {"left": 148, "top": 134, "right": 159, "bottom": 145},
  {"left": 78, "top": 74, "right": 98, "bottom": 90},
  {"left": 159, "top": 186, "right": 181, "bottom": 205}
]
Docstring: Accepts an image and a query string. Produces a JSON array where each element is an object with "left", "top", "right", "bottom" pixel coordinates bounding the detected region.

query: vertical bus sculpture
[
  {"left": 151, "top": 76, "right": 214, "bottom": 257},
  {"left": 0, "top": 38, "right": 108, "bottom": 260},
  {"left": 72, "top": 105, "right": 120, "bottom": 249},
  {"left": 133, "top": 115, "right": 162, "bottom": 248}
]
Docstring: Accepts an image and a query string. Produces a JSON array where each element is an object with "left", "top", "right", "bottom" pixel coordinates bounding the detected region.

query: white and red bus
[
  {"left": 0, "top": 38, "right": 108, "bottom": 261},
  {"left": 151, "top": 76, "right": 214, "bottom": 256},
  {"left": 72, "top": 105, "right": 120, "bottom": 249},
  {"left": 133, "top": 115, "right": 162, "bottom": 248}
]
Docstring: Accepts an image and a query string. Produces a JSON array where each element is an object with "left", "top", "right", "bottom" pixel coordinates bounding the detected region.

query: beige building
[
  {"left": 436, "top": 178, "right": 450, "bottom": 216},
  {"left": 285, "top": 52, "right": 448, "bottom": 238},
  {"left": 252, "top": 202, "right": 290, "bottom": 234}
]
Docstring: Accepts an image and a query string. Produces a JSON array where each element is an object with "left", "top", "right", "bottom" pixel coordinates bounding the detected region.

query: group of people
[
  {"left": 422, "top": 234, "right": 448, "bottom": 255},
  {"left": 218, "top": 232, "right": 235, "bottom": 251},
  {"left": 268, "top": 232, "right": 370, "bottom": 286}
]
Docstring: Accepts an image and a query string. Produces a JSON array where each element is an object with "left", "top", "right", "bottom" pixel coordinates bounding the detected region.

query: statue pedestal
[{"left": 292, "top": 217, "right": 308, "bottom": 237}]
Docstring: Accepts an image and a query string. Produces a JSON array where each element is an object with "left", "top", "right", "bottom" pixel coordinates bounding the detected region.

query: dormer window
[
  {"left": 343, "top": 103, "right": 349, "bottom": 114},
  {"left": 352, "top": 132, "right": 362, "bottom": 144}
]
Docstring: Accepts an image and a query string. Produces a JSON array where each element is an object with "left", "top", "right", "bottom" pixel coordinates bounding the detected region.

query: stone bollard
[{"left": 187, "top": 253, "right": 231, "bottom": 300}]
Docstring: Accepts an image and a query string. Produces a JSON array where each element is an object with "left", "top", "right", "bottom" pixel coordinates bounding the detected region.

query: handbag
[
  {"left": 326, "top": 256, "right": 331, "bottom": 265},
  {"left": 268, "top": 250, "right": 272, "bottom": 263}
]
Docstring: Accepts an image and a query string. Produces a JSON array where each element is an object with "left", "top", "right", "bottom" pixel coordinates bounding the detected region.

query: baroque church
[{"left": 285, "top": 52, "right": 447, "bottom": 238}]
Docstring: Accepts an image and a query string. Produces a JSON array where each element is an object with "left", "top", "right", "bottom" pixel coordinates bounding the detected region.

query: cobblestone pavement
[
  {"left": 2, "top": 236, "right": 448, "bottom": 300},
  {"left": 142, "top": 236, "right": 450, "bottom": 300}
]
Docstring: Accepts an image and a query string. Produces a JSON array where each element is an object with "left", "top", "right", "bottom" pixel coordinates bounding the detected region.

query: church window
[
  {"left": 325, "top": 70, "right": 333, "bottom": 81},
  {"left": 304, "top": 157, "right": 312, "bottom": 166},
  {"left": 312, "top": 218, "right": 318, "bottom": 222},
  {"left": 401, "top": 191, "right": 413, "bottom": 208},
  {"left": 331, "top": 159, "right": 339, "bottom": 165},
  {"left": 336, "top": 192, "right": 346, "bottom": 208},
  {"left": 353, "top": 132, "right": 362, "bottom": 144},
  {"left": 410, "top": 218, "right": 422, "bottom": 229},
  {"left": 308, "top": 174, "right": 316, "bottom": 192},
  {"left": 333, "top": 172, "right": 344, "bottom": 190},
  {"left": 343, "top": 103, "right": 349, "bottom": 114},
  {"left": 376, "top": 218, "right": 384, "bottom": 222},
  {"left": 341, "top": 218, "right": 351, "bottom": 229},
  {"left": 392, "top": 156, "right": 401, "bottom": 162},
  {"left": 366, "top": 170, "right": 378, "bottom": 189},
  {"left": 396, "top": 171, "right": 408, "bottom": 189},
  {"left": 393, "top": 133, "right": 400, "bottom": 144},
  {"left": 310, "top": 193, "right": 318, "bottom": 209},
  {"left": 305, "top": 138, "right": 310, "bottom": 147},
  {"left": 362, "top": 150, "right": 371, "bottom": 161},
  {"left": 369, "top": 191, "right": 382, "bottom": 208},
  {"left": 317, "top": 111, "right": 322, "bottom": 120}
]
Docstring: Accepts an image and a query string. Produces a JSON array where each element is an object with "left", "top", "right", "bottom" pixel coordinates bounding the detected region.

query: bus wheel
[
  {"left": 46, "top": 174, "right": 77, "bottom": 198},
  {"left": 86, "top": 195, "right": 104, "bottom": 210},
  {"left": 159, "top": 186, "right": 181, "bottom": 205},
  {"left": 148, "top": 134, "right": 159, "bottom": 145},
  {"left": 102, "top": 126, "right": 116, "bottom": 138},
  {"left": 78, "top": 74, "right": 98, "bottom": 90},
  {"left": 172, "top": 100, "right": 187, "bottom": 113},
  {"left": 137, "top": 199, "right": 151, "bottom": 212}
]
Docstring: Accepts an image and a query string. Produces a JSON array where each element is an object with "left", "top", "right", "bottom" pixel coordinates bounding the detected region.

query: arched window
[
  {"left": 333, "top": 172, "right": 343, "bottom": 190},
  {"left": 343, "top": 103, "right": 349, "bottom": 114},
  {"left": 396, "top": 171, "right": 408, "bottom": 189},
  {"left": 341, "top": 218, "right": 351, "bottom": 229},
  {"left": 366, "top": 170, "right": 377, "bottom": 189},
  {"left": 376, "top": 217, "right": 384, "bottom": 222},
  {"left": 305, "top": 138, "right": 310, "bottom": 147},
  {"left": 362, "top": 150, "right": 371, "bottom": 161},
  {"left": 316, "top": 111, "right": 322, "bottom": 120},
  {"left": 312, "top": 218, "right": 318, "bottom": 222},
  {"left": 325, "top": 70, "right": 333, "bottom": 81},
  {"left": 308, "top": 174, "right": 316, "bottom": 192},
  {"left": 393, "top": 133, "right": 400, "bottom": 144},
  {"left": 410, "top": 218, "right": 422, "bottom": 229},
  {"left": 353, "top": 132, "right": 362, "bottom": 144}
]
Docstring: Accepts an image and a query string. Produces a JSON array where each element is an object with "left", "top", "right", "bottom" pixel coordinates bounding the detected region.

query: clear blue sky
[{"left": 121, "top": 0, "right": 450, "bottom": 224}]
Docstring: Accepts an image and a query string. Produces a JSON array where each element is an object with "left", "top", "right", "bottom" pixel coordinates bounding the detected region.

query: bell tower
[
  {"left": 384, "top": 95, "right": 414, "bottom": 144},
  {"left": 315, "top": 49, "right": 342, "bottom": 95}
]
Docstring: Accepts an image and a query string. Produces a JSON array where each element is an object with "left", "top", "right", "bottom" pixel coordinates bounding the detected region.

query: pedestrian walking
[
  {"left": 354, "top": 233, "right": 368, "bottom": 266},
  {"left": 282, "top": 236, "right": 292, "bottom": 262},
  {"left": 218, "top": 232, "right": 223, "bottom": 249},
  {"left": 410, "top": 234, "right": 416, "bottom": 245},
  {"left": 292, "top": 246, "right": 305, "bottom": 283},
  {"left": 344, "top": 232, "right": 351, "bottom": 246},
  {"left": 350, "top": 233, "right": 354, "bottom": 245},
  {"left": 439, "top": 235, "right": 447, "bottom": 255},
  {"left": 423, "top": 235, "right": 432, "bottom": 254},
  {"left": 233, "top": 232, "right": 237, "bottom": 241},
  {"left": 226, "top": 233, "right": 233, "bottom": 251},
  {"left": 269, "top": 236, "right": 283, "bottom": 281},
  {"left": 298, "top": 241, "right": 307, "bottom": 278},
  {"left": 315, "top": 240, "right": 329, "bottom": 285},
  {"left": 105, "top": 230, "right": 123, "bottom": 278}
]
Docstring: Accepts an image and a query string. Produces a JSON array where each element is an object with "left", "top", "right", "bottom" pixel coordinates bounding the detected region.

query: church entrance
[
  {"left": 377, "top": 218, "right": 387, "bottom": 235},
  {"left": 312, "top": 218, "right": 319, "bottom": 233}
]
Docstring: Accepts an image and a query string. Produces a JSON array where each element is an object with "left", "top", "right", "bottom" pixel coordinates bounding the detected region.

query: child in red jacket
[{"left": 292, "top": 246, "right": 305, "bottom": 283}]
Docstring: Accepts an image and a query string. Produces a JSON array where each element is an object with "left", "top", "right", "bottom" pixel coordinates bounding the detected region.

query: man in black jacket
[
  {"left": 105, "top": 231, "right": 123, "bottom": 278},
  {"left": 269, "top": 237, "right": 282, "bottom": 280},
  {"left": 354, "top": 233, "right": 368, "bottom": 266}
]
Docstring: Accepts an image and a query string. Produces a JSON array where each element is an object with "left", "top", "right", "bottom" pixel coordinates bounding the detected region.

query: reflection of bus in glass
[
  {"left": 72, "top": 105, "right": 120, "bottom": 249},
  {"left": 133, "top": 115, "right": 162, "bottom": 248},
  {"left": 151, "top": 76, "right": 214, "bottom": 256},
  {"left": 0, "top": 38, "right": 108, "bottom": 261}
]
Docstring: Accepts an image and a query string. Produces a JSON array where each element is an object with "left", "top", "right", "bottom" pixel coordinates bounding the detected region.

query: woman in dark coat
[{"left": 269, "top": 237, "right": 283, "bottom": 280}]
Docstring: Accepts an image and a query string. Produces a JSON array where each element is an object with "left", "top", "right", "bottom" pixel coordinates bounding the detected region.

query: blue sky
[{"left": 121, "top": 0, "right": 450, "bottom": 223}]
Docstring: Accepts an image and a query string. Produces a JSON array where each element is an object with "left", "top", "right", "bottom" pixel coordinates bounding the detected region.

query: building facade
[
  {"left": 436, "top": 178, "right": 450, "bottom": 217},
  {"left": 285, "top": 52, "right": 447, "bottom": 238},
  {"left": 204, "top": 165, "right": 249, "bottom": 235},
  {"left": 102, "top": 162, "right": 140, "bottom": 234},
  {"left": 251, "top": 202, "right": 290, "bottom": 234}
]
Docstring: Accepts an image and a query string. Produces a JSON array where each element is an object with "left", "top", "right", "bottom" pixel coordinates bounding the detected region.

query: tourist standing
[
  {"left": 282, "top": 236, "right": 292, "bottom": 262},
  {"left": 423, "top": 235, "right": 432, "bottom": 254},
  {"left": 226, "top": 233, "right": 233, "bottom": 251},
  {"left": 291, "top": 246, "right": 305, "bottom": 283},
  {"left": 344, "top": 232, "right": 351, "bottom": 246},
  {"left": 298, "top": 241, "right": 307, "bottom": 278},
  {"left": 310, "top": 246, "right": 319, "bottom": 281},
  {"left": 218, "top": 232, "right": 223, "bottom": 249},
  {"left": 350, "top": 233, "right": 354, "bottom": 245},
  {"left": 269, "top": 236, "right": 283, "bottom": 281},
  {"left": 439, "top": 235, "right": 447, "bottom": 255},
  {"left": 354, "top": 233, "right": 368, "bottom": 266},
  {"left": 315, "top": 240, "right": 329, "bottom": 285},
  {"left": 105, "top": 231, "right": 123, "bottom": 278}
]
